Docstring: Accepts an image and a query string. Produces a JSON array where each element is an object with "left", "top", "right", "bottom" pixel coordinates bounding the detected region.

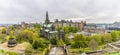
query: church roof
[
  {"left": 42, "top": 24, "right": 53, "bottom": 28},
  {"left": 49, "top": 31, "right": 57, "bottom": 33},
  {"left": 45, "top": 29, "right": 49, "bottom": 32}
]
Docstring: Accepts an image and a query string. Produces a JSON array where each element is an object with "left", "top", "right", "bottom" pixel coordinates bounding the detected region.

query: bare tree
[{"left": 88, "top": 39, "right": 98, "bottom": 51}]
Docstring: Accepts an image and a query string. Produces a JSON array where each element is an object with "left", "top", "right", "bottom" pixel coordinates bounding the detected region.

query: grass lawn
[
  {"left": 1, "top": 49, "right": 17, "bottom": 55},
  {"left": 105, "top": 52, "right": 120, "bottom": 55},
  {"left": 68, "top": 44, "right": 106, "bottom": 53}
]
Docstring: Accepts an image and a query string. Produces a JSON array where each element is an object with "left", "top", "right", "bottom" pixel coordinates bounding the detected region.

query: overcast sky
[{"left": 0, "top": 0, "right": 120, "bottom": 24}]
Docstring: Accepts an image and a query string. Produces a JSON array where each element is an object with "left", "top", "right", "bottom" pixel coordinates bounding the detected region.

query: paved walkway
[{"left": 49, "top": 47, "right": 65, "bottom": 55}]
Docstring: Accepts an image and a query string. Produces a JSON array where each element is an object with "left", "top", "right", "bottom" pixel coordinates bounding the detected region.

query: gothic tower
[{"left": 45, "top": 11, "right": 50, "bottom": 24}]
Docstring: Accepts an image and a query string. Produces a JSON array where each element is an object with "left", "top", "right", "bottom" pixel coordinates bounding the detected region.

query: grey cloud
[{"left": 0, "top": 0, "right": 120, "bottom": 24}]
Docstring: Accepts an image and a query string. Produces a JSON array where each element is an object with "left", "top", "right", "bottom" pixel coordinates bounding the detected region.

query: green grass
[
  {"left": 105, "top": 52, "right": 120, "bottom": 55},
  {"left": 68, "top": 44, "right": 106, "bottom": 53},
  {"left": 1, "top": 49, "right": 17, "bottom": 55},
  {"left": 69, "top": 48, "right": 91, "bottom": 53}
]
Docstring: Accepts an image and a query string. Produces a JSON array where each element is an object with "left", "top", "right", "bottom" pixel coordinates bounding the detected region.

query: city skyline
[{"left": 0, "top": 0, "right": 120, "bottom": 24}]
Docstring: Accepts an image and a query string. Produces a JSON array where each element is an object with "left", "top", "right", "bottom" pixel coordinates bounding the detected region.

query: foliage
[
  {"left": 32, "top": 38, "right": 48, "bottom": 49},
  {"left": 56, "top": 26, "right": 62, "bottom": 31},
  {"left": 50, "top": 36, "right": 57, "bottom": 45},
  {"left": 70, "top": 31, "right": 120, "bottom": 49},
  {"left": 0, "top": 34, "right": 7, "bottom": 43},
  {"left": 102, "top": 34, "right": 112, "bottom": 43},
  {"left": 3, "top": 23, "right": 120, "bottom": 54},
  {"left": 64, "top": 34, "right": 71, "bottom": 45},
  {"left": 93, "top": 35, "right": 102, "bottom": 45},
  {"left": 88, "top": 39, "right": 98, "bottom": 50},
  {"left": 56, "top": 26, "right": 78, "bottom": 33},
  {"left": 71, "top": 34, "right": 85, "bottom": 48},
  {"left": 33, "top": 23, "right": 40, "bottom": 29},
  {"left": 15, "top": 29, "right": 39, "bottom": 43},
  {"left": 69, "top": 44, "right": 105, "bottom": 53},
  {"left": 69, "top": 26, "right": 78, "bottom": 33},
  {"left": 111, "top": 31, "right": 120, "bottom": 41},
  {"left": 1, "top": 50, "right": 17, "bottom": 55},
  {"left": 57, "top": 39, "right": 64, "bottom": 46},
  {"left": 105, "top": 52, "right": 120, "bottom": 55},
  {"left": 64, "top": 26, "right": 70, "bottom": 33},
  {"left": 5, "top": 51, "right": 17, "bottom": 55},
  {"left": 1, "top": 27, "right": 7, "bottom": 34},
  {"left": 33, "top": 23, "right": 41, "bottom": 33},
  {"left": 9, "top": 31, "right": 16, "bottom": 38}
]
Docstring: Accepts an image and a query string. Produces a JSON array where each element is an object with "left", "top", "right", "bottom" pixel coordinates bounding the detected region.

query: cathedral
[{"left": 40, "top": 11, "right": 57, "bottom": 39}]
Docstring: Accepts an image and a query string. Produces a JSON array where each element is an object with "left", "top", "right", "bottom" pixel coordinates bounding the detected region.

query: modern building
[{"left": 107, "top": 22, "right": 120, "bottom": 33}]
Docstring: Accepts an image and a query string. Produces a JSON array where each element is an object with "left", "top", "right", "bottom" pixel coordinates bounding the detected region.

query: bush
[
  {"left": 32, "top": 38, "right": 48, "bottom": 49},
  {"left": 15, "top": 29, "right": 39, "bottom": 43},
  {"left": 1, "top": 50, "right": 17, "bottom": 55},
  {"left": 6, "top": 51, "right": 17, "bottom": 55},
  {"left": 57, "top": 39, "right": 64, "bottom": 46},
  {"left": 50, "top": 36, "right": 57, "bottom": 45},
  {"left": 0, "top": 34, "right": 7, "bottom": 43}
]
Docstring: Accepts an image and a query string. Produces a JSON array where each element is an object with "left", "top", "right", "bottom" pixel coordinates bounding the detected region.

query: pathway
[{"left": 49, "top": 47, "right": 65, "bottom": 55}]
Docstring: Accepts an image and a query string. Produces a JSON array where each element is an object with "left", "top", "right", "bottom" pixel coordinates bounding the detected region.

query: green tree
[
  {"left": 64, "top": 34, "right": 71, "bottom": 45},
  {"left": 85, "top": 36, "right": 92, "bottom": 47},
  {"left": 93, "top": 35, "right": 102, "bottom": 45},
  {"left": 70, "top": 26, "right": 78, "bottom": 33},
  {"left": 0, "top": 34, "right": 7, "bottom": 43},
  {"left": 111, "top": 31, "right": 119, "bottom": 41},
  {"left": 1, "top": 28, "right": 6, "bottom": 34},
  {"left": 32, "top": 38, "right": 48, "bottom": 49},
  {"left": 64, "top": 26, "right": 70, "bottom": 33},
  {"left": 33, "top": 23, "right": 40, "bottom": 29},
  {"left": 103, "top": 34, "right": 112, "bottom": 43},
  {"left": 15, "top": 29, "right": 39, "bottom": 43},
  {"left": 71, "top": 34, "right": 85, "bottom": 48},
  {"left": 57, "top": 39, "right": 64, "bottom": 46},
  {"left": 50, "top": 36, "right": 57, "bottom": 45},
  {"left": 56, "top": 26, "right": 62, "bottom": 31}
]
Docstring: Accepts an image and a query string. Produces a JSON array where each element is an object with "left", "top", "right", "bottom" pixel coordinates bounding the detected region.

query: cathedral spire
[{"left": 45, "top": 11, "right": 50, "bottom": 24}]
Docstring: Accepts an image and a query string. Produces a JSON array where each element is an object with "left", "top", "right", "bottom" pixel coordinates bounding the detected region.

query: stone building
[
  {"left": 58, "top": 30, "right": 65, "bottom": 40},
  {"left": 40, "top": 11, "right": 58, "bottom": 39},
  {"left": 84, "top": 24, "right": 107, "bottom": 34},
  {"left": 52, "top": 19, "right": 86, "bottom": 31}
]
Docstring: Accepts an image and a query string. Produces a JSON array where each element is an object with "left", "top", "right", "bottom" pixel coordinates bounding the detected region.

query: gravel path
[{"left": 1, "top": 42, "right": 29, "bottom": 54}]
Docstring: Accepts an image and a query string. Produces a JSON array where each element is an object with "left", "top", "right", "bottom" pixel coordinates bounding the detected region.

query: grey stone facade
[
  {"left": 40, "top": 11, "right": 59, "bottom": 39},
  {"left": 52, "top": 19, "right": 86, "bottom": 31}
]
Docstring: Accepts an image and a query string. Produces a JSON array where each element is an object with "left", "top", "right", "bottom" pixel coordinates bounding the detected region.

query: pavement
[{"left": 49, "top": 47, "right": 65, "bottom": 55}]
